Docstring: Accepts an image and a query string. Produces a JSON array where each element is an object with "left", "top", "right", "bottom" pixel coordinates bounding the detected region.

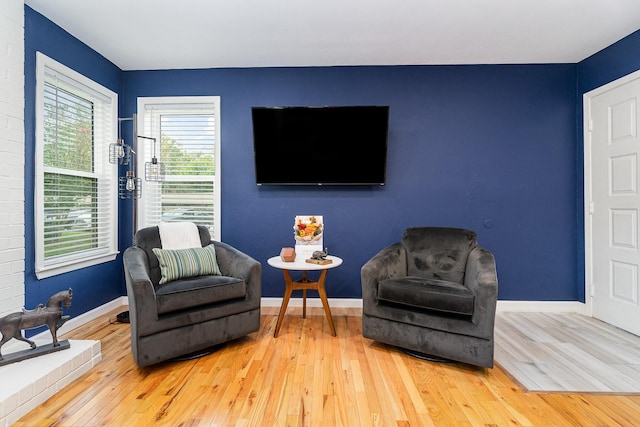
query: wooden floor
[
  {"left": 14, "top": 307, "right": 640, "bottom": 426},
  {"left": 495, "top": 312, "right": 640, "bottom": 393}
]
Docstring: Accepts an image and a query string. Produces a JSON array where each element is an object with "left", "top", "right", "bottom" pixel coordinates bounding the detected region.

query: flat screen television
[{"left": 251, "top": 105, "right": 389, "bottom": 185}]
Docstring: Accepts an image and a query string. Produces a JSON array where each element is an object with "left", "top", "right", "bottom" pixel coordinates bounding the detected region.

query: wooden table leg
[
  {"left": 274, "top": 269, "right": 294, "bottom": 338},
  {"left": 302, "top": 271, "right": 307, "bottom": 318},
  {"left": 316, "top": 269, "right": 336, "bottom": 336},
  {"left": 274, "top": 268, "right": 336, "bottom": 337}
]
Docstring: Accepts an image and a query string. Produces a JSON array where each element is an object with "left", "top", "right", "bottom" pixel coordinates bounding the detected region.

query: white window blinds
[
  {"left": 35, "top": 53, "right": 118, "bottom": 278},
  {"left": 137, "top": 97, "right": 221, "bottom": 240}
]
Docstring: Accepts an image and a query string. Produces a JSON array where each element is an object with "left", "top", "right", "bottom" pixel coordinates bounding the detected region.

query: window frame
[
  {"left": 34, "top": 52, "right": 118, "bottom": 279},
  {"left": 136, "top": 96, "right": 221, "bottom": 240}
]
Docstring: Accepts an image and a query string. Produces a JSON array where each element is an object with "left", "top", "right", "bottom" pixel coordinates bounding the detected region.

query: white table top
[{"left": 267, "top": 255, "right": 343, "bottom": 271}]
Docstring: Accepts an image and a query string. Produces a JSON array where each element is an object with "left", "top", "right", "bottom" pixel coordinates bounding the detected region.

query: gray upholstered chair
[
  {"left": 361, "top": 227, "right": 498, "bottom": 368},
  {"left": 123, "top": 225, "right": 261, "bottom": 367}
]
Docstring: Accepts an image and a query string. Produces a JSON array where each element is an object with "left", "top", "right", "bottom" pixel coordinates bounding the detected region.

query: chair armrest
[
  {"left": 464, "top": 246, "right": 498, "bottom": 333},
  {"left": 123, "top": 246, "right": 159, "bottom": 334},
  {"left": 361, "top": 242, "right": 406, "bottom": 306},
  {"left": 212, "top": 241, "right": 262, "bottom": 307}
]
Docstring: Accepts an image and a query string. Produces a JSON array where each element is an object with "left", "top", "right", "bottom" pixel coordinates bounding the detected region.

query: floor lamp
[{"left": 110, "top": 114, "right": 164, "bottom": 323}]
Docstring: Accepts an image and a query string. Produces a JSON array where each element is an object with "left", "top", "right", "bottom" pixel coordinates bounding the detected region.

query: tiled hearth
[{"left": 0, "top": 338, "right": 101, "bottom": 427}]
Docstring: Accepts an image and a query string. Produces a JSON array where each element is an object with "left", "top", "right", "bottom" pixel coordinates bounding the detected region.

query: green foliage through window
[
  {"left": 43, "top": 81, "right": 98, "bottom": 259},
  {"left": 43, "top": 82, "right": 94, "bottom": 172},
  {"left": 147, "top": 113, "right": 216, "bottom": 232}
]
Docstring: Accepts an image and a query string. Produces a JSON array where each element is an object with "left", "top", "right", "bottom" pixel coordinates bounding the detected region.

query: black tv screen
[{"left": 251, "top": 106, "right": 389, "bottom": 185}]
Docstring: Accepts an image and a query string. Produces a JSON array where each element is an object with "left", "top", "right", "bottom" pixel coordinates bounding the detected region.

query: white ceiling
[{"left": 25, "top": 0, "right": 640, "bottom": 71}]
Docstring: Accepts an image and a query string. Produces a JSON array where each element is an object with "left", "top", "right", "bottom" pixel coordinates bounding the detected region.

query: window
[
  {"left": 35, "top": 53, "right": 118, "bottom": 279},
  {"left": 136, "top": 97, "right": 221, "bottom": 239}
]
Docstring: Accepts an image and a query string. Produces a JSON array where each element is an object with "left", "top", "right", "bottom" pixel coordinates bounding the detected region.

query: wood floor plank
[
  {"left": 12, "top": 307, "right": 640, "bottom": 426},
  {"left": 495, "top": 311, "right": 640, "bottom": 393}
]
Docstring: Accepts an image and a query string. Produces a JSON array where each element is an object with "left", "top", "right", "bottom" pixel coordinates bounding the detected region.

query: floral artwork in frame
[{"left": 294, "top": 215, "right": 323, "bottom": 247}]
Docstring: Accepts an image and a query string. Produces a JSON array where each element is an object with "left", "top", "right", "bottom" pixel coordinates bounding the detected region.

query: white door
[{"left": 586, "top": 71, "right": 640, "bottom": 336}]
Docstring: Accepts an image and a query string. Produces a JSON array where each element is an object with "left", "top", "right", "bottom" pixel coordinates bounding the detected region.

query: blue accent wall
[
  {"left": 122, "top": 64, "right": 578, "bottom": 301},
  {"left": 24, "top": 6, "right": 124, "bottom": 318},
  {"left": 24, "top": 7, "right": 640, "bottom": 315},
  {"left": 578, "top": 30, "right": 640, "bottom": 94}
]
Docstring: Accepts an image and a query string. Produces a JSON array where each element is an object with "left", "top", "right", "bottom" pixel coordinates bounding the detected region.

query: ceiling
[{"left": 25, "top": 0, "right": 640, "bottom": 71}]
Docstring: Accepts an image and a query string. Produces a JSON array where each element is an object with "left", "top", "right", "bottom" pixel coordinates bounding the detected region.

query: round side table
[{"left": 267, "top": 255, "right": 343, "bottom": 337}]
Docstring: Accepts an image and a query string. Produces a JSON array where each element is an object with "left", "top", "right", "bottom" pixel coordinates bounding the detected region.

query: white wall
[{"left": 0, "top": 0, "right": 25, "bottom": 317}]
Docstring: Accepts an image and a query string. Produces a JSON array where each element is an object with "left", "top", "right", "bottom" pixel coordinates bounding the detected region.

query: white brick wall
[
  {"left": 0, "top": 7, "right": 105, "bottom": 427},
  {"left": 0, "top": 0, "right": 25, "bottom": 317},
  {"left": 0, "top": 339, "right": 102, "bottom": 427}
]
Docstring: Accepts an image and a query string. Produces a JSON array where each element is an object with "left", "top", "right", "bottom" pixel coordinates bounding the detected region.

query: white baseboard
[
  {"left": 55, "top": 296, "right": 128, "bottom": 337},
  {"left": 262, "top": 298, "right": 587, "bottom": 314},
  {"left": 261, "top": 297, "right": 362, "bottom": 309},
  {"left": 496, "top": 300, "right": 587, "bottom": 314},
  {"left": 25, "top": 296, "right": 588, "bottom": 341}
]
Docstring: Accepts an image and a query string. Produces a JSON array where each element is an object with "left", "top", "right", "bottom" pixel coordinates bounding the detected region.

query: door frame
[{"left": 584, "top": 68, "right": 640, "bottom": 318}]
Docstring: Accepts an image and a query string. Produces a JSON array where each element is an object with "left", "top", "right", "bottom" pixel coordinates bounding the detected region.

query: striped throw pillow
[{"left": 152, "top": 244, "right": 221, "bottom": 285}]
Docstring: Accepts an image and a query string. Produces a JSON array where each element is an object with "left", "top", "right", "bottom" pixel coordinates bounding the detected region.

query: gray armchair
[
  {"left": 361, "top": 227, "right": 498, "bottom": 368},
  {"left": 123, "top": 225, "right": 261, "bottom": 367}
]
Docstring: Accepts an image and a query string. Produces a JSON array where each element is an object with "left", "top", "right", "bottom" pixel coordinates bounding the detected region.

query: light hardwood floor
[{"left": 14, "top": 307, "right": 640, "bottom": 426}]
